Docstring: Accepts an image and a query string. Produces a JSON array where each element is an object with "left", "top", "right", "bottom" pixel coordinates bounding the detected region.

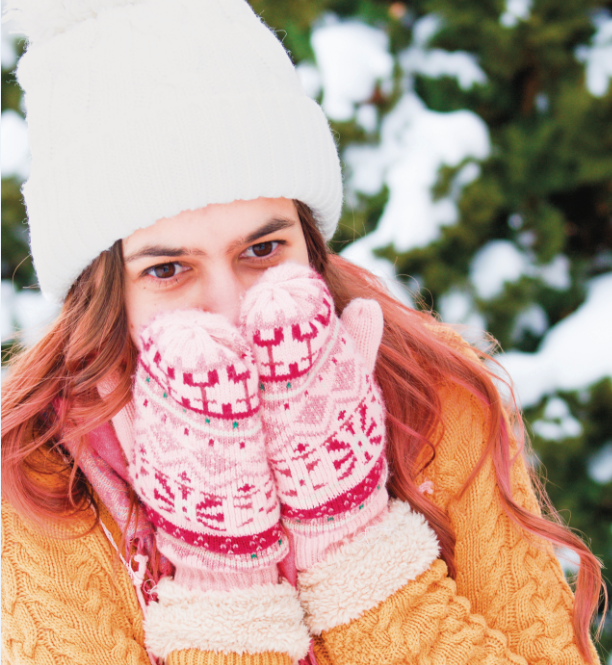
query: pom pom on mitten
[
  {"left": 240, "top": 263, "right": 388, "bottom": 570},
  {"left": 132, "top": 309, "right": 288, "bottom": 591}
]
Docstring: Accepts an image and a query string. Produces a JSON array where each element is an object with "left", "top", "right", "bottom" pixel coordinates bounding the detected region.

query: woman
[{"left": 1, "top": 0, "right": 604, "bottom": 663}]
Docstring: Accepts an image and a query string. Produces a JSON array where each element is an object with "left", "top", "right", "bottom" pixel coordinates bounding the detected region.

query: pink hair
[{"left": 1, "top": 202, "right": 605, "bottom": 661}]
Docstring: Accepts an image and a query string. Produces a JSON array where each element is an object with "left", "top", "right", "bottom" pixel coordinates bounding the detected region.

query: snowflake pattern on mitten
[
  {"left": 240, "top": 263, "right": 388, "bottom": 568},
  {"left": 132, "top": 310, "right": 287, "bottom": 587}
]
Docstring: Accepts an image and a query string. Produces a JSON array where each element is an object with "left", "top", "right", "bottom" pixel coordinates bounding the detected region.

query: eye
[
  {"left": 243, "top": 241, "right": 280, "bottom": 259},
  {"left": 145, "top": 262, "right": 188, "bottom": 279}
]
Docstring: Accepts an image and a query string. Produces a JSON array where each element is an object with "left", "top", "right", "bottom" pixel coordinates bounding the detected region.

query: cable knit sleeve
[
  {"left": 298, "top": 501, "right": 527, "bottom": 665},
  {"left": 1, "top": 499, "right": 294, "bottom": 665},
  {"left": 1, "top": 499, "right": 150, "bottom": 665},
  {"left": 297, "top": 373, "right": 600, "bottom": 664},
  {"left": 423, "top": 382, "right": 599, "bottom": 664}
]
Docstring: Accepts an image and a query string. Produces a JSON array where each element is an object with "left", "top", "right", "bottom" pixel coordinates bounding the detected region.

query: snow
[
  {"left": 1, "top": 109, "right": 30, "bottom": 179},
  {"left": 1, "top": 28, "right": 55, "bottom": 351},
  {"left": 345, "top": 92, "right": 490, "bottom": 251},
  {"left": 400, "top": 14, "right": 487, "bottom": 91},
  {"left": 355, "top": 103, "right": 378, "bottom": 133},
  {"left": 470, "top": 240, "right": 528, "bottom": 300},
  {"left": 1, "top": 22, "right": 29, "bottom": 179},
  {"left": 543, "top": 396, "right": 571, "bottom": 420},
  {"left": 587, "top": 443, "right": 612, "bottom": 484},
  {"left": 1, "top": 16, "right": 24, "bottom": 70},
  {"left": 2, "top": 27, "right": 17, "bottom": 69},
  {"left": 437, "top": 288, "right": 472, "bottom": 322},
  {"left": 532, "top": 419, "right": 581, "bottom": 441},
  {"left": 500, "top": 0, "right": 532, "bottom": 28},
  {"left": 310, "top": 13, "right": 490, "bottom": 299},
  {"left": 1, "top": 281, "right": 16, "bottom": 340},
  {"left": 512, "top": 304, "right": 548, "bottom": 340},
  {"left": 576, "top": 12, "right": 612, "bottom": 98},
  {"left": 555, "top": 546, "right": 580, "bottom": 576},
  {"left": 531, "top": 397, "right": 583, "bottom": 441},
  {"left": 400, "top": 48, "right": 487, "bottom": 90},
  {"left": 1, "top": 280, "right": 60, "bottom": 347},
  {"left": 470, "top": 241, "right": 571, "bottom": 300},
  {"left": 340, "top": 236, "right": 413, "bottom": 307},
  {"left": 322, "top": 15, "right": 501, "bottom": 331},
  {"left": 412, "top": 15, "right": 442, "bottom": 47},
  {"left": 538, "top": 254, "right": 571, "bottom": 290},
  {"left": 311, "top": 20, "right": 393, "bottom": 121},
  {"left": 498, "top": 272, "right": 612, "bottom": 407},
  {"left": 296, "top": 62, "right": 321, "bottom": 99},
  {"left": 311, "top": 13, "right": 490, "bottom": 255},
  {"left": 437, "top": 288, "right": 486, "bottom": 332}
]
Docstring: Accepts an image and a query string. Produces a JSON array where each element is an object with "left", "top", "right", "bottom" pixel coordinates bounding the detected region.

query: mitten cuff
[
  {"left": 288, "top": 482, "right": 389, "bottom": 570},
  {"left": 297, "top": 500, "right": 440, "bottom": 634},
  {"left": 145, "top": 578, "right": 310, "bottom": 661},
  {"left": 173, "top": 562, "right": 279, "bottom": 592}
]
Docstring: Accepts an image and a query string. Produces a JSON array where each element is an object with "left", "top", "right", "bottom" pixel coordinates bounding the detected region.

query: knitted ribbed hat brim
[{"left": 10, "top": 0, "right": 342, "bottom": 301}]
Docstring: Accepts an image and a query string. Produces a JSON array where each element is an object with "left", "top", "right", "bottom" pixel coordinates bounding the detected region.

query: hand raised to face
[
  {"left": 240, "top": 263, "right": 389, "bottom": 570},
  {"left": 132, "top": 308, "right": 287, "bottom": 591}
]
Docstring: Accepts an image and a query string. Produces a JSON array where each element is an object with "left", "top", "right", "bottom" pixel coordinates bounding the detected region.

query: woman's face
[{"left": 123, "top": 197, "right": 309, "bottom": 344}]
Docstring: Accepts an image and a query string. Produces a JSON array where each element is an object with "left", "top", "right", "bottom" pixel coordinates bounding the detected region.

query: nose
[{"left": 199, "top": 265, "right": 245, "bottom": 326}]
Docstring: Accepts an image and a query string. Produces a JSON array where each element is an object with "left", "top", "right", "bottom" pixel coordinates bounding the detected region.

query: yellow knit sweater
[{"left": 2, "top": 368, "right": 600, "bottom": 664}]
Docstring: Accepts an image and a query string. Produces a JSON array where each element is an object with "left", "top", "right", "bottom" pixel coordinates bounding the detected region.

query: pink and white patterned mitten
[
  {"left": 240, "top": 263, "right": 388, "bottom": 570},
  {"left": 132, "top": 310, "right": 288, "bottom": 592}
]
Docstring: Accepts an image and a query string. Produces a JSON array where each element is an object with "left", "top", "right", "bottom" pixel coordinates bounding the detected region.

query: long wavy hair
[{"left": 1, "top": 200, "right": 604, "bottom": 660}]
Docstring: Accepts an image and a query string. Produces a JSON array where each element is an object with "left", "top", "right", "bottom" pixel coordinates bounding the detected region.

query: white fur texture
[
  {"left": 10, "top": 0, "right": 342, "bottom": 302},
  {"left": 3, "top": 0, "right": 141, "bottom": 45},
  {"left": 144, "top": 578, "right": 310, "bottom": 661},
  {"left": 298, "top": 500, "right": 440, "bottom": 634}
]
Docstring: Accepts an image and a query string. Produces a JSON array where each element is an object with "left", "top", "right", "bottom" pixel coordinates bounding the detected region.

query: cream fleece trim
[
  {"left": 144, "top": 578, "right": 310, "bottom": 661},
  {"left": 298, "top": 500, "right": 440, "bottom": 634}
]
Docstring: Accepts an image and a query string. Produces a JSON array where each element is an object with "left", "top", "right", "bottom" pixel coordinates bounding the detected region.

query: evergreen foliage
[{"left": 1, "top": 37, "right": 30, "bottom": 287}]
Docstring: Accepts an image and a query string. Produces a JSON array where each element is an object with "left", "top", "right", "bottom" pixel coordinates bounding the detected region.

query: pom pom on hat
[{"left": 9, "top": 0, "right": 343, "bottom": 302}]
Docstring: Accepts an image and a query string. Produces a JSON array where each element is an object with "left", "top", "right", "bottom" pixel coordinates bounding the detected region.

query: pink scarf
[
  {"left": 75, "top": 421, "right": 318, "bottom": 665},
  {"left": 66, "top": 421, "right": 173, "bottom": 604},
  {"left": 69, "top": 402, "right": 318, "bottom": 665}
]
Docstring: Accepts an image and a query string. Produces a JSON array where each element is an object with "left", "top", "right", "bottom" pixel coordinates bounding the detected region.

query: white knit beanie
[{"left": 5, "top": 0, "right": 343, "bottom": 302}]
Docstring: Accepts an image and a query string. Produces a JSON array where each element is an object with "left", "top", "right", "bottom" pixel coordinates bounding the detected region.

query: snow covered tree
[{"left": 1, "top": 35, "right": 30, "bottom": 289}]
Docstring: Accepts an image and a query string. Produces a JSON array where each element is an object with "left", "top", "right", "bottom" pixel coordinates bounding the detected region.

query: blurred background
[{"left": 2, "top": 0, "right": 612, "bottom": 656}]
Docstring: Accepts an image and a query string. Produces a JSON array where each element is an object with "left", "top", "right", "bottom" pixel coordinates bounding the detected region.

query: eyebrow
[
  {"left": 123, "top": 217, "right": 297, "bottom": 263},
  {"left": 123, "top": 245, "right": 206, "bottom": 263},
  {"left": 227, "top": 217, "right": 296, "bottom": 253}
]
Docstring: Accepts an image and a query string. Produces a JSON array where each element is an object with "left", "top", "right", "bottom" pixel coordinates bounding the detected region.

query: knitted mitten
[
  {"left": 132, "top": 309, "right": 288, "bottom": 592},
  {"left": 240, "top": 263, "right": 388, "bottom": 570}
]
